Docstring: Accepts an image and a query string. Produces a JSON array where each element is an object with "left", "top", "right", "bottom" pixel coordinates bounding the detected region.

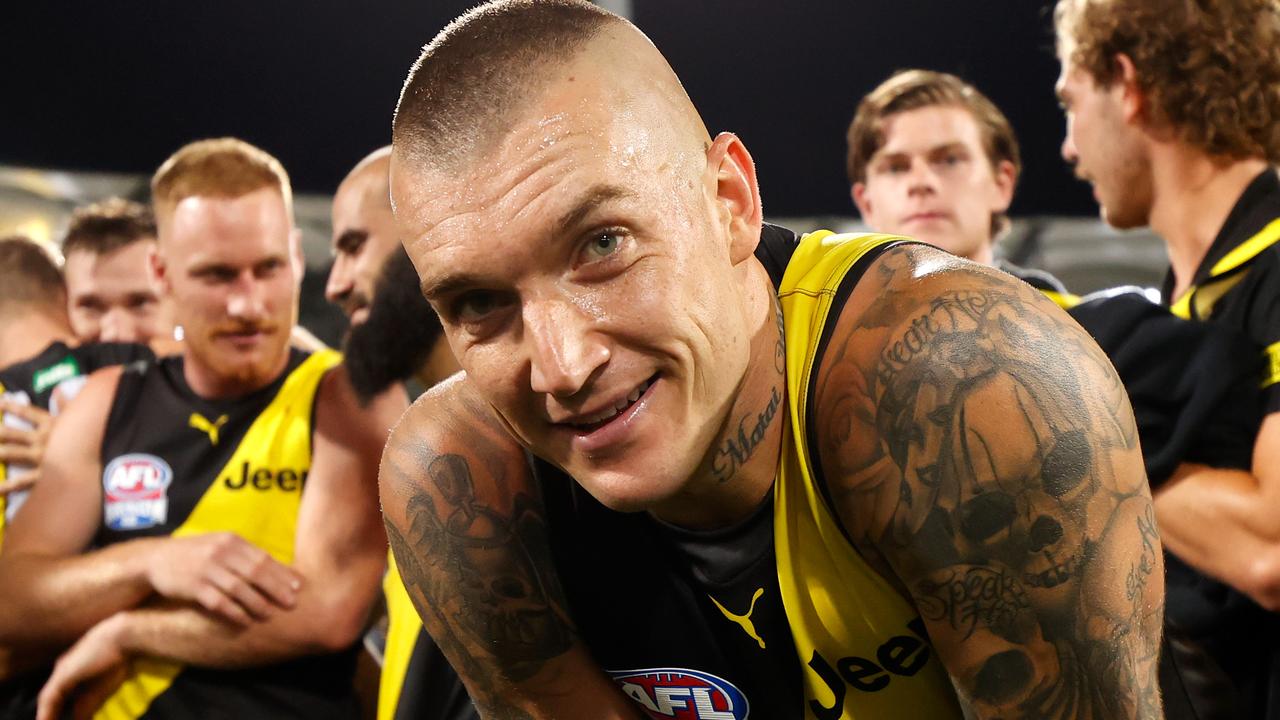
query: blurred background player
[
  {"left": 1055, "top": 0, "right": 1280, "bottom": 715},
  {"left": 327, "top": 146, "right": 471, "bottom": 720},
  {"left": 848, "top": 69, "right": 1076, "bottom": 306},
  {"left": 61, "top": 199, "right": 175, "bottom": 347},
  {"left": 0, "top": 138, "right": 404, "bottom": 720},
  {"left": 0, "top": 236, "right": 151, "bottom": 544}
]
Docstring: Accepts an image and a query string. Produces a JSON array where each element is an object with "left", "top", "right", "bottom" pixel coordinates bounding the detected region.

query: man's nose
[{"left": 525, "top": 298, "right": 610, "bottom": 399}]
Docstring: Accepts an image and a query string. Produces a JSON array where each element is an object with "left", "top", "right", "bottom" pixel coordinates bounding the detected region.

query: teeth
[{"left": 573, "top": 377, "right": 655, "bottom": 428}]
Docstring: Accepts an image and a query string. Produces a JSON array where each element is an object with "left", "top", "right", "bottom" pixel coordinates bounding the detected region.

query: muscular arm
[
  {"left": 1153, "top": 413, "right": 1280, "bottom": 608},
  {"left": 814, "top": 246, "right": 1163, "bottom": 719},
  {"left": 379, "top": 376, "right": 642, "bottom": 720},
  {"left": 104, "top": 366, "right": 404, "bottom": 666}
]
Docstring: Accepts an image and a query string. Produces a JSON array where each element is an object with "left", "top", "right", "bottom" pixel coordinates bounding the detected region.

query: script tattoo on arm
[
  {"left": 380, "top": 386, "right": 575, "bottom": 719},
  {"left": 814, "top": 246, "right": 1163, "bottom": 719}
]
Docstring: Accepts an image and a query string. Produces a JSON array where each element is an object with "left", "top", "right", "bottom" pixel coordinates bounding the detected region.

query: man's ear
[
  {"left": 148, "top": 245, "right": 171, "bottom": 296},
  {"left": 1115, "top": 53, "right": 1144, "bottom": 125},
  {"left": 706, "top": 132, "right": 763, "bottom": 265},
  {"left": 851, "top": 182, "right": 872, "bottom": 219},
  {"left": 991, "top": 160, "right": 1017, "bottom": 213}
]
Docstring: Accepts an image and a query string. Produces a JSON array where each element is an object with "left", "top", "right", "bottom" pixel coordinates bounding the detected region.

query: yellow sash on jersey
[
  {"left": 94, "top": 350, "right": 341, "bottom": 720},
  {"left": 378, "top": 553, "right": 422, "bottom": 720},
  {"left": 1169, "top": 218, "right": 1280, "bottom": 388},
  {"left": 1040, "top": 288, "right": 1082, "bottom": 310},
  {"left": 774, "top": 231, "right": 964, "bottom": 719},
  {"left": 1170, "top": 218, "right": 1280, "bottom": 321}
]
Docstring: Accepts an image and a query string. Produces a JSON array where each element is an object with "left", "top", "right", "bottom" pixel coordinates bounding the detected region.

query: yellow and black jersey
[
  {"left": 89, "top": 347, "right": 359, "bottom": 720},
  {"left": 1163, "top": 168, "right": 1280, "bottom": 414},
  {"left": 1156, "top": 168, "right": 1280, "bottom": 719},
  {"left": 535, "top": 225, "right": 962, "bottom": 719},
  {"left": 379, "top": 556, "right": 476, "bottom": 720},
  {"left": 0, "top": 341, "right": 152, "bottom": 546}
]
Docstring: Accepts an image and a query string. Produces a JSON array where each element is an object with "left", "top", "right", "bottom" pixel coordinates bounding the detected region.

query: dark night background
[{"left": 0, "top": 1, "right": 1093, "bottom": 218}]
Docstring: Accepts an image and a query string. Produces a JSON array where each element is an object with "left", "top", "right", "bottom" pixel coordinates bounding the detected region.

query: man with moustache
[
  {"left": 0, "top": 138, "right": 404, "bottom": 720},
  {"left": 327, "top": 146, "right": 472, "bottom": 720},
  {"left": 379, "top": 2, "right": 1162, "bottom": 718}
]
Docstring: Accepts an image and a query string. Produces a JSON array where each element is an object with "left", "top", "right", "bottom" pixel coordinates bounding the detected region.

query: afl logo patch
[
  {"left": 608, "top": 667, "right": 749, "bottom": 720},
  {"left": 102, "top": 454, "right": 173, "bottom": 530}
]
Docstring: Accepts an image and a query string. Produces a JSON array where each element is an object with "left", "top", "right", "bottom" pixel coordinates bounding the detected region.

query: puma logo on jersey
[
  {"left": 709, "top": 587, "right": 766, "bottom": 649},
  {"left": 189, "top": 413, "right": 228, "bottom": 445}
]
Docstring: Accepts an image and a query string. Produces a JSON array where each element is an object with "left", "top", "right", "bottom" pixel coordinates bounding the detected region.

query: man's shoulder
[{"left": 394, "top": 373, "right": 514, "bottom": 448}]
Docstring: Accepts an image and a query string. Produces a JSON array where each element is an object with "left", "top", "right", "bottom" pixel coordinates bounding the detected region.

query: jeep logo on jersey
[
  {"left": 608, "top": 668, "right": 749, "bottom": 720},
  {"left": 102, "top": 454, "right": 173, "bottom": 530},
  {"left": 222, "top": 461, "right": 307, "bottom": 492},
  {"left": 807, "top": 617, "right": 933, "bottom": 720}
]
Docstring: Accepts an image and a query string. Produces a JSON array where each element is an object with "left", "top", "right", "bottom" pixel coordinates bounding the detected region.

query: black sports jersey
[
  {"left": 1158, "top": 168, "right": 1280, "bottom": 719},
  {"left": 1164, "top": 168, "right": 1280, "bottom": 413},
  {"left": 0, "top": 341, "right": 153, "bottom": 540},
  {"left": 90, "top": 348, "right": 360, "bottom": 720},
  {"left": 0, "top": 341, "right": 151, "bottom": 411}
]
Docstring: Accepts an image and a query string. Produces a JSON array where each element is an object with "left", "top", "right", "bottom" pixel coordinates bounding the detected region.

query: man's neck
[
  {"left": 1149, "top": 149, "right": 1270, "bottom": 300},
  {"left": 650, "top": 262, "right": 785, "bottom": 530},
  {"left": 0, "top": 311, "right": 75, "bottom": 369}
]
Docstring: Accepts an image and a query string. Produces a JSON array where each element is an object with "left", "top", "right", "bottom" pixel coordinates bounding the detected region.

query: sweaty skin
[{"left": 383, "top": 20, "right": 1161, "bottom": 720}]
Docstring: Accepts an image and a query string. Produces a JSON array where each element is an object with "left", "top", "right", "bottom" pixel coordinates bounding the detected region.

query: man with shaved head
[{"left": 381, "top": 2, "right": 1162, "bottom": 718}]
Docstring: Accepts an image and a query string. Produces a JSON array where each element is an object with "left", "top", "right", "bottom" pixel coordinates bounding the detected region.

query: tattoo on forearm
[
  {"left": 384, "top": 427, "right": 575, "bottom": 718},
  {"left": 817, "top": 248, "right": 1162, "bottom": 719},
  {"left": 917, "top": 565, "right": 1030, "bottom": 640}
]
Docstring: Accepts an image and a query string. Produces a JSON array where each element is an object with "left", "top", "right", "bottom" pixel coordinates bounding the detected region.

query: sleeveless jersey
[
  {"left": 0, "top": 341, "right": 151, "bottom": 547},
  {"left": 537, "top": 226, "right": 963, "bottom": 719},
  {"left": 91, "top": 348, "right": 359, "bottom": 720}
]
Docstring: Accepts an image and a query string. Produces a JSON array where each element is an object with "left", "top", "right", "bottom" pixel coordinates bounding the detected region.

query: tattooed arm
[
  {"left": 379, "top": 375, "right": 643, "bottom": 720},
  {"left": 813, "top": 245, "right": 1163, "bottom": 719}
]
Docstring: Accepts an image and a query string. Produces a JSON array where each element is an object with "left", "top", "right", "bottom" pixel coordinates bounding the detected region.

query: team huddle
[{"left": 1, "top": 0, "right": 1279, "bottom": 719}]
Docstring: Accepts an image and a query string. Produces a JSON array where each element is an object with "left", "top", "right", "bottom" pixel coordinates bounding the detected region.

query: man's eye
[
  {"left": 454, "top": 291, "right": 505, "bottom": 323},
  {"left": 584, "top": 232, "right": 623, "bottom": 260}
]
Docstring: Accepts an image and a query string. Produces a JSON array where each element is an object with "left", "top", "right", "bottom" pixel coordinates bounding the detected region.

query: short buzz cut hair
[
  {"left": 151, "top": 137, "right": 293, "bottom": 222},
  {"left": 1056, "top": 0, "right": 1280, "bottom": 163},
  {"left": 0, "top": 235, "right": 65, "bottom": 312},
  {"left": 846, "top": 69, "right": 1022, "bottom": 239},
  {"left": 393, "top": 0, "right": 620, "bottom": 173},
  {"left": 62, "top": 197, "right": 157, "bottom": 258}
]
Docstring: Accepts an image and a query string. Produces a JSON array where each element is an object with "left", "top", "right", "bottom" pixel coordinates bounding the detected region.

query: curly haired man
[{"left": 1056, "top": 1, "right": 1280, "bottom": 716}]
